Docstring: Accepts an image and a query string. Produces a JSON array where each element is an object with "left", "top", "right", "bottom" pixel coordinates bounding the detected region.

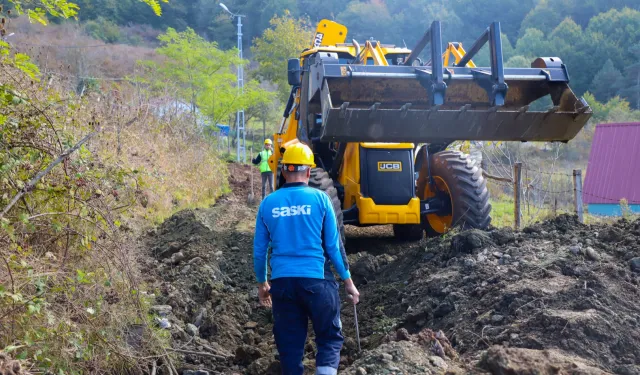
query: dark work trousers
[
  {"left": 269, "top": 277, "right": 343, "bottom": 375},
  {"left": 261, "top": 171, "right": 273, "bottom": 199}
]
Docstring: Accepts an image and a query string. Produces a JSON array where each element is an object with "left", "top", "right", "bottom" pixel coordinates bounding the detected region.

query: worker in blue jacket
[{"left": 253, "top": 142, "right": 360, "bottom": 375}]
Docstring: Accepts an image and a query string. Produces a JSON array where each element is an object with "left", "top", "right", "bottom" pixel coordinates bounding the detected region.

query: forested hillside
[
  {"left": 3, "top": 0, "right": 640, "bottom": 110},
  {"left": 24, "top": 0, "right": 636, "bottom": 107}
]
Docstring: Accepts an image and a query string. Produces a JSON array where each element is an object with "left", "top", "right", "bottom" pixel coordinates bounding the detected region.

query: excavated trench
[{"left": 139, "top": 163, "right": 640, "bottom": 375}]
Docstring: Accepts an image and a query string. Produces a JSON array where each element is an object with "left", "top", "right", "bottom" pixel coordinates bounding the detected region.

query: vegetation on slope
[{"left": 0, "top": 3, "right": 232, "bottom": 373}]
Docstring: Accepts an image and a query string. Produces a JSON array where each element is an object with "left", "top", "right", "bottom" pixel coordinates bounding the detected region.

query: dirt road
[{"left": 139, "top": 162, "right": 640, "bottom": 375}]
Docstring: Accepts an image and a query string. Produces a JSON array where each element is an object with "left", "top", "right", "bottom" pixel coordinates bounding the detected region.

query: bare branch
[
  {"left": 1, "top": 128, "right": 100, "bottom": 220},
  {"left": 482, "top": 171, "right": 512, "bottom": 183},
  {"left": 167, "top": 348, "right": 226, "bottom": 361}
]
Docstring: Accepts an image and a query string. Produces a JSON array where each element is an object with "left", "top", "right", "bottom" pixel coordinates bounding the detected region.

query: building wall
[{"left": 588, "top": 203, "right": 640, "bottom": 216}]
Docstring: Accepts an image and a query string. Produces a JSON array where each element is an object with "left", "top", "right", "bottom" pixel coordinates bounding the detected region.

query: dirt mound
[
  {"left": 139, "top": 164, "right": 275, "bottom": 374},
  {"left": 340, "top": 214, "right": 640, "bottom": 374},
  {"left": 225, "top": 161, "right": 261, "bottom": 205},
  {"left": 140, "top": 165, "right": 640, "bottom": 375}
]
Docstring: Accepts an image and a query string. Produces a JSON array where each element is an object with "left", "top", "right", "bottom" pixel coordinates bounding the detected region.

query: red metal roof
[{"left": 583, "top": 123, "right": 640, "bottom": 204}]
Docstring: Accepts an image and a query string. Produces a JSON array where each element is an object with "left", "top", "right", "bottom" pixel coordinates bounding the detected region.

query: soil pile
[
  {"left": 140, "top": 162, "right": 640, "bottom": 374},
  {"left": 139, "top": 163, "right": 280, "bottom": 374},
  {"left": 340, "top": 215, "right": 640, "bottom": 375}
]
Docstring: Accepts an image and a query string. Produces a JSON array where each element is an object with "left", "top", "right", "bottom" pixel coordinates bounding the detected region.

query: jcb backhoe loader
[{"left": 266, "top": 19, "right": 592, "bottom": 241}]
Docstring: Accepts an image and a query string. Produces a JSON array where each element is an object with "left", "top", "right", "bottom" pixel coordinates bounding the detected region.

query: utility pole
[{"left": 220, "top": 3, "right": 246, "bottom": 163}]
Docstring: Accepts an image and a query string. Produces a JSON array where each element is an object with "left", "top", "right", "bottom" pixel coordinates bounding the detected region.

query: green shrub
[{"left": 84, "top": 17, "right": 121, "bottom": 43}]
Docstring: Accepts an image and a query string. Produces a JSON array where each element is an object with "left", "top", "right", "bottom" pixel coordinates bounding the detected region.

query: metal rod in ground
[
  {"left": 573, "top": 169, "right": 584, "bottom": 223},
  {"left": 348, "top": 294, "right": 361, "bottom": 353},
  {"left": 514, "top": 162, "right": 522, "bottom": 230},
  {"left": 353, "top": 303, "right": 361, "bottom": 352}
]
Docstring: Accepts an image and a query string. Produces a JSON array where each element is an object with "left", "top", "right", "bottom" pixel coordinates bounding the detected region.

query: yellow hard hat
[
  {"left": 281, "top": 143, "right": 316, "bottom": 171},
  {"left": 264, "top": 139, "right": 272, "bottom": 145}
]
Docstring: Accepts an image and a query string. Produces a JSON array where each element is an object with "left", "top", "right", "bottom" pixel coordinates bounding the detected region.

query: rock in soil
[
  {"left": 569, "top": 245, "right": 582, "bottom": 255},
  {"left": 235, "top": 345, "right": 264, "bottom": 365},
  {"left": 584, "top": 247, "right": 600, "bottom": 261},
  {"left": 341, "top": 340, "right": 462, "bottom": 374},
  {"left": 449, "top": 230, "right": 494, "bottom": 256},
  {"left": 150, "top": 305, "right": 172, "bottom": 316},
  {"left": 630, "top": 257, "right": 640, "bottom": 272},
  {"left": 185, "top": 323, "right": 198, "bottom": 337},
  {"left": 477, "top": 346, "right": 611, "bottom": 374},
  {"left": 350, "top": 254, "right": 380, "bottom": 284}
]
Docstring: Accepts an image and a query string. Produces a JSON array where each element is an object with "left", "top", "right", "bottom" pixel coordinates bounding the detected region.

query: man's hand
[
  {"left": 344, "top": 278, "right": 360, "bottom": 304},
  {"left": 258, "top": 282, "right": 272, "bottom": 307}
]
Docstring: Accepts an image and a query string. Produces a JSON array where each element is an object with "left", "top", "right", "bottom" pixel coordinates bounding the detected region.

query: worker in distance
[
  {"left": 253, "top": 142, "right": 360, "bottom": 375},
  {"left": 252, "top": 138, "right": 274, "bottom": 200}
]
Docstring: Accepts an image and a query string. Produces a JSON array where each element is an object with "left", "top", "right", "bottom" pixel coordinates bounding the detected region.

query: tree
[
  {"left": 144, "top": 27, "right": 273, "bottom": 129},
  {"left": 4, "top": 0, "right": 79, "bottom": 24},
  {"left": 519, "top": 0, "right": 567, "bottom": 38},
  {"left": 590, "top": 59, "right": 624, "bottom": 102},
  {"left": 618, "top": 44, "right": 640, "bottom": 109},
  {"left": 138, "top": 0, "right": 168, "bottom": 16},
  {"left": 4, "top": 0, "right": 168, "bottom": 25},
  {"left": 450, "top": 0, "right": 534, "bottom": 44},
  {"left": 519, "top": 0, "right": 640, "bottom": 36},
  {"left": 388, "top": 0, "right": 463, "bottom": 48},
  {"left": 505, "top": 55, "right": 530, "bottom": 67},
  {"left": 583, "top": 92, "right": 640, "bottom": 123},
  {"left": 336, "top": 0, "right": 393, "bottom": 43},
  {"left": 514, "top": 28, "right": 553, "bottom": 59},
  {"left": 297, "top": 0, "right": 347, "bottom": 23},
  {"left": 251, "top": 11, "right": 313, "bottom": 103},
  {"left": 585, "top": 7, "right": 640, "bottom": 47}
]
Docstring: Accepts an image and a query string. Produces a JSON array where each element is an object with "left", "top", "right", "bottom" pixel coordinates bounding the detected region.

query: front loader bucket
[
  {"left": 309, "top": 21, "right": 592, "bottom": 143},
  {"left": 316, "top": 67, "right": 591, "bottom": 143}
]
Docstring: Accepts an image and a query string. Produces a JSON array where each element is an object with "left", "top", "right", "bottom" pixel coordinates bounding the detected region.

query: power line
[
  {"left": 527, "top": 186, "right": 574, "bottom": 195},
  {"left": 521, "top": 166, "right": 573, "bottom": 177}
]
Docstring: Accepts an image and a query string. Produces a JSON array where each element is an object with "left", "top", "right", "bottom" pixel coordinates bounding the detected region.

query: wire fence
[
  {"left": 483, "top": 158, "right": 640, "bottom": 229},
  {"left": 481, "top": 162, "right": 599, "bottom": 229}
]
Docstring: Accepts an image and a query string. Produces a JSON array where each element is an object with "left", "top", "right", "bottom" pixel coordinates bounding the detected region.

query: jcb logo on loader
[
  {"left": 377, "top": 162, "right": 402, "bottom": 172},
  {"left": 272, "top": 205, "right": 311, "bottom": 218},
  {"left": 313, "top": 32, "right": 324, "bottom": 47}
]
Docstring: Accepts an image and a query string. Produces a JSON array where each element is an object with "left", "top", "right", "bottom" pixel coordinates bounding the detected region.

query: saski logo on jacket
[{"left": 271, "top": 205, "right": 312, "bottom": 218}]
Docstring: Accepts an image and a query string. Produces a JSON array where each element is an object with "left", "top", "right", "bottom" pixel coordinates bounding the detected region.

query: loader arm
[{"left": 443, "top": 43, "right": 476, "bottom": 68}]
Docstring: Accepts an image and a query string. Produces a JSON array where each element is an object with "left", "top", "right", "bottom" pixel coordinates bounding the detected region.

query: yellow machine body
[{"left": 338, "top": 142, "right": 421, "bottom": 225}]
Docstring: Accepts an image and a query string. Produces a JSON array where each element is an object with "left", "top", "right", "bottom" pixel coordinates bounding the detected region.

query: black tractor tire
[
  {"left": 416, "top": 150, "right": 491, "bottom": 237},
  {"left": 392, "top": 224, "right": 424, "bottom": 241},
  {"left": 308, "top": 168, "right": 345, "bottom": 244}
]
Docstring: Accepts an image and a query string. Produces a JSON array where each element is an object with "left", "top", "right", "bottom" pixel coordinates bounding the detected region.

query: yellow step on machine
[{"left": 267, "top": 19, "right": 592, "bottom": 241}]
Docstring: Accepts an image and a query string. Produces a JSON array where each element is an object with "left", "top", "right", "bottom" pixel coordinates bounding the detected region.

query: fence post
[
  {"left": 514, "top": 162, "right": 522, "bottom": 230},
  {"left": 573, "top": 169, "right": 584, "bottom": 223}
]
